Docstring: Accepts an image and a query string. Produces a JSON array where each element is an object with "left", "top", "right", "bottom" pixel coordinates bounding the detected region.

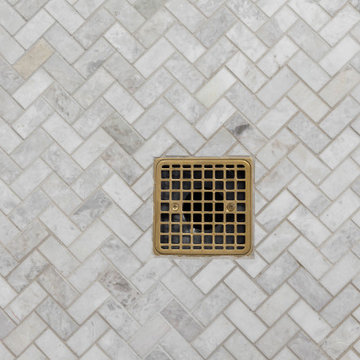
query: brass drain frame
[{"left": 153, "top": 157, "right": 253, "bottom": 256}]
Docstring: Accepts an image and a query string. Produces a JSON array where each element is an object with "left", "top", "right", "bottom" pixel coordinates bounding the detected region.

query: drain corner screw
[
  {"left": 172, "top": 203, "right": 179, "bottom": 211},
  {"left": 227, "top": 203, "right": 235, "bottom": 212}
]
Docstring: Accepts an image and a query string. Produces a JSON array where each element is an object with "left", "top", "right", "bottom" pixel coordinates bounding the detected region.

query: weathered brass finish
[{"left": 153, "top": 157, "right": 253, "bottom": 256}]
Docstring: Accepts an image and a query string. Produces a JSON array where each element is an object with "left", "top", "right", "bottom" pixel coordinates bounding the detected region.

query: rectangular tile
[
  {"left": 135, "top": 38, "right": 174, "bottom": 77},
  {"left": 11, "top": 128, "right": 52, "bottom": 168},
  {"left": 15, "top": 9, "right": 54, "bottom": 49},
  {"left": 225, "top": 267, "right": 267, "bottom": 310},
  {"left": 289, "top": 51, "right": 329, "bottom": 91},
  {"left": 320, "top": 66, "right": 360, "bottom": 106},
  {"left": 105, "top": 23, "right": 144, "bottom": 63},
  {"left": 68, "top": 282, "right": 110, "bottom": 323},
  {"left": 67, "top": 314, "right": 108, "bottom": 356},
  {"left": 321, "top": 285, "right": 360, "bottom": 327},
  {"left": 288, "top": 113, "right": 330, "bottom": 153},
  {"left": 196, "top": 68, "right": 235, "bottom": 107},
  {"left": 289, "top": 300, "right": 331, "bottom": 343},
  {"left": 321, "top": 252, "right": 360, "bottom": 295},
  {"left": 39, "top": 236, "right": 79, "bottom": 276},
  {"left": 101, "top": 235, "right": 141, "bottom": 277},
  {"left": 320, "top": 36, "right": 360, "bottom": 76},
  {"left": 161, "top": 329, "right": 203, "bottom": 360},
  {"left": 10, "top": 189, "right": 50, "bottom": 230},
  {"left": 256, "top": 283, "right": 299, "bottom": 326},
  {"left": 193, "top": 259, "right": 234, "bottom": 294},
  {"left": 225, "top": 331, "right": 266, "bottom": 360},
  {"left": 129, "top": 314, "right": 169, "bottom": 357},
  {"left": 4, "top": 313, "right": 46, "bottom": 356},
  {"left": 322, "top": 317, "right": 360, "bottom": 359},
  {"left": 36, "top": 329, "right": 77, "bottom": 360},
  {"left": 288, "top": 82, "right": 329, "bottom": 123},
  {"left": 289, "top": 0, "right": 330, "bottom": 30},
  {"left": 288, "top": 174, "right": 330, "bottom": 216},
  {"left": 161, "top": 266, "right": 203, "bottom": 309},
  {"left": 289, "top": 237, "right": 331, "bottom": 279},
  {"left": 321, "top": 189, "right": 360, "bottom": 231},
  {"left": 73, "top": 98, "right": 113, "bottom": 138},
  {"left": 320, "top": 96, "right": 360, "bottom": 137},
  {"left": 192, "top": 315, "right": 234, "bottom": 358},
  {"left": 37, "top": 297, "right": 78, "bottom": 339},
  {"left": 42, "top": 144, "right": 82, "bottom": 184},
  {"left": 104, "top": 82, "right": 144, "bottom": 123},
  {"left": 6, "top": 282, "right": 47, "bottom": 323},
  {"left": 45, "top": 23, "right": 84, "bottom": 63},
  {"left": 193, "top": 283, "right": 235, "bottom": 326},
  {"left": 257, "top": 316, "right": 299, "bottom": 358},
  {"left": 257, "top": 190, "right": 298, "bottom": 232},
  {"left": 161, "top": 299, "right": 201, "bottom": 341},
  {"left": 257, "top": 252, "right": 298, "bottom": 294},
  {"left": 72, "top": 128, "right": 113, "bottom": 169},
  {"left": 166, "top": 24, "right": 205, "bottom": 62},
  {"left": 45, "top": 0, "right": 83, "bottom": 33},
  {"left": 98, "top": 298, "right": 139, "bottom": 340},
  {"left": 224, "top": 300, "right": 267, "bottom": 342},
  {"left": 227, "top": 22, "right": 266, "bottom": 61},
  {"left": 7, "top": 251, "right": 47, "bottom": 292},
  {"left": 101, "top": 205, "right": 142, "bottom": 246},
  {"left": 320, "top": 128, "right": 360, "bottom": 169},
  {"left": 40, "top": 205, "right": 80, "bottom": 246},
  {"left": 257, "top": 67, "right": 298, "bottom": 107}
]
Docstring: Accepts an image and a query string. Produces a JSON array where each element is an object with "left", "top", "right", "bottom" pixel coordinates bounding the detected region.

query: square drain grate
[{"left": 153, "top": 157, "right": 253, "bottom": 256}]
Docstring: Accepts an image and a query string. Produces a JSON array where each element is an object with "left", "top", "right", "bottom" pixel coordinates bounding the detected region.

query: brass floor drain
[{"left": 153, "top": 157, "right": 253, "bottom": 256}]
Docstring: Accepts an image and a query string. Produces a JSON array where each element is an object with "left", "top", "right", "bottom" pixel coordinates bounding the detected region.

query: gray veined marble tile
[
  {"left": 288, "top": 332, "right": 328, "bottom": 360},
  {"left": 9, "top": 189, "right": 50, "bottom": 230},
  {"left": 102, "top": 113, "right": 144, "bottom": 154},
  {"left": 102, "top": 143, "right": 141, "bottom": 185},
  {"left": 43, "top": 82, "right": 83, "bottom": 124},
  {"left": 2, "top": 220, "right": 48, "bottom": 261},
  {"left": 0, "top": 243, "right": 17, "bottom": 277},
  {"left": 161, "top": 299, "right": 202, "bottom": 341},
  {"left": 42, "top": 144, "right": 83, "bottom": 185},
  {"left": 11, "top": 129, "right": 52, "bottom": 169},
  {"left": 7, "top": 250, "right": 48, "bottom": 292},
  {"left": 43, "top": 53, "right": 84, "bottom": 93},
  {"left": 0, "top": 57, "right": 23, "bottom": 93},
  {"left": 195, "top": 6, "right": 236, "bottom": 48},
  {"left": 257, "top": 252, "right": 299, "bottom": 294},
  {"left": 126, "top": 282, "right": 172, "bottom": 324},
  {"left": 38, "top": 267, "right": 78, "bottom": 308},
  {"left": 100, "top": 268, "right": 139, "bottom": 307},
  {"left": 193, "top": 283, "right": 235, "bottom": 326},
  {"left": 67, "top": 314, "right": 108, "bottom": 356},
  {"left": 71, "top": 190, "right": 112, "bottom": 230},
  {"left": 101, "top": 234, "right": 141, "bottom": 277},
  {"left": 0, "top": 310, "right": 16, "bottom": 339},
  {"left": 104, "top": 52, "right": 144, "bottom": 94},
  {"left": 74, "top": 10, "right": 115, "bottom": 49},
  {"left": 98, "top": 329, "right": 138, "bottom": 360},
  {"left": 36, "top": 297, "right": 78, "bottom": 339},
  {"left": 99, "top": 298, "right": 139, "bottom": 340},
  {"left": 288, "top": 268, "right": 331, "bottom": 311}
]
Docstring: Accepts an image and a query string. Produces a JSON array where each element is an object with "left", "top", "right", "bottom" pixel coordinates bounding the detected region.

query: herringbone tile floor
[{"left": 1, "top": 0, "right": 360, "bottom": 358}]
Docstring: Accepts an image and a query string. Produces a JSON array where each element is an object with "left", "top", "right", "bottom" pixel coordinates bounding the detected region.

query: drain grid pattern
[{"left": 154, "top": 158, "right": 252, "bottom": 255}]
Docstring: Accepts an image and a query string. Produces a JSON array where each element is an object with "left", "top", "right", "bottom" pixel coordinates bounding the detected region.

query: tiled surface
[{"left": 1, "top": 0, "right": 360, "bottom": 359}]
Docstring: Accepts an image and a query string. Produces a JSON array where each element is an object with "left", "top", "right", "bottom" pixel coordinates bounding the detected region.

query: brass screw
[
  {"left": 172, "top": 203, "right": 179, "bottom": 211},
  {"left": 227, "top": 203, "right": 235, "bottom": 212}
]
